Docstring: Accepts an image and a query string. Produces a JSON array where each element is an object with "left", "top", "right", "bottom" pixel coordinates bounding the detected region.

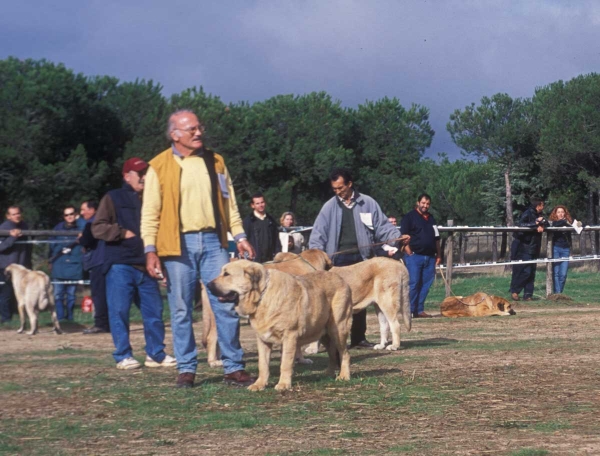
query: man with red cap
[{"left": 92, "top": 157, "right": 175, "bottom": 370}]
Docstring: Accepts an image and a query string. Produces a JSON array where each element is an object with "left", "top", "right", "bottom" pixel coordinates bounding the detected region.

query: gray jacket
[
  {"left": 0, "top": 220, "right": 32, "bottom": 270},
  {"left": 309, "top": 191, "right": 400, "bottom": 260}
]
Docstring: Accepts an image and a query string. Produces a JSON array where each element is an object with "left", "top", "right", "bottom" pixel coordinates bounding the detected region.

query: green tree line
[{"left": 1, "top": 57, "right": 599, "bottom": 229}]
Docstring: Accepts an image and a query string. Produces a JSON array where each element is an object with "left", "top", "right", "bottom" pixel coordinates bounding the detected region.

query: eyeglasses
[
  {"left": 174, "top": 125, "right": 205, "bottom": 134},
  {"left": 64, "top": 212, "right": 76, "bottom": 217}
]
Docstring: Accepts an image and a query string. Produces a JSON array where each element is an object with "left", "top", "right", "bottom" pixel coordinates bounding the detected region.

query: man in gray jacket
[
  {"left": 309, "top": 168, "right": 405, "bottom": 348},
  {"left": 0, "top": 206, "right": 32, "bottom": 323}
]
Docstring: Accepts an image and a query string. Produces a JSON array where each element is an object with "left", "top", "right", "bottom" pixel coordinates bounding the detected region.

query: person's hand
[
  {"left": 398, "top": 234, "right": 410, "bottom": 245},
  {"left": 9, "top": 229, "right": 21, "bottom": 237},
  {"left": 435, "top": 256, "right": 442, "bottom": 266},
  {"left": 537, "top": 226, "right": 544, "bottom": 233},
  {"left": 124, "top": 230, "right": 136, "bottom": 239},
  {"left": 237, "top": 239, "right": 255, "bottom": 260},
  {"left": 146, "top": 252, "right": 164, "bottom": 279}
]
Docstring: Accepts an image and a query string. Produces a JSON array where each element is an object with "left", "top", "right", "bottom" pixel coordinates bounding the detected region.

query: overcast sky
[{"left": 2, "top": 1, "right": 599, "bottom": 158}]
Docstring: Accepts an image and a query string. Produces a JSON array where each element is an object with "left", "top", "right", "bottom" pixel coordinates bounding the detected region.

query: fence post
[
  {"left": 445, "top": 220, "right": 454, "bottom": 297},
  {"left": 546, "top": 233, "right": 553, "bottom": 297},
  {"left": 492, "top": 231, "right": 498, "bottom": 262}
]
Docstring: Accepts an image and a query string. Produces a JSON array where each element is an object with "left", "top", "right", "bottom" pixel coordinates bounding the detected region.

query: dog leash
[{"left": 436, "top": 265, "right": 485, "bottom": 307}]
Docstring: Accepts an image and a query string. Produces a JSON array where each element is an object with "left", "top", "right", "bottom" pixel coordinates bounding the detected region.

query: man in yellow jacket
[{"left": 142, "top": 109, "right": 256, "bottom": 389}]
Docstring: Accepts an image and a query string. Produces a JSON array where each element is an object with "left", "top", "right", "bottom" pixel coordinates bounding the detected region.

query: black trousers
[
  {"left": 509, "top": 240, "right": 537, "bottom": 298},
  {"left": 0, "top": 269, "right": 15, "bottom": 322},
  {"left": 331, "top": 252, "right": 367, "bottom": 345},
  {"left": 89, "top": 267, "right": 110, "bottom": 330}
]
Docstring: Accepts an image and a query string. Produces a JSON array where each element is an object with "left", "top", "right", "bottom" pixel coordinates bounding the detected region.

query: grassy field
[{"left": 1, "top": 270, "right": 599, "bottom": 455}]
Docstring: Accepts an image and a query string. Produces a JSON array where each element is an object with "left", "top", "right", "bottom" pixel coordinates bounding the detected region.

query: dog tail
[{"left": 401, "top": 269, "right": 412, "bottom": 332}]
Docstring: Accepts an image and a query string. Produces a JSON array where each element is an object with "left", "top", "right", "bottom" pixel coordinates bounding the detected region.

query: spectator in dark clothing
[
  {"left": 79, "top": 200, "right": 109, "bottom": 334},
  {"left": 549, "top": 205, "right": 574, "bottom": 294},
  {"left": 49, "top": 206, "right": 85, "bottom": 321},
  {"left": 400, "top": 194, "right": 441, "bottom": 318},
  {"left": 510, "top": 198, "right": 548, "bottom": 301},
  {"left": 242, "top": 193, "right": 281, "bottom": 263},
  {"left": 0, "top": 206, "right": 32, "bottom": 323}
]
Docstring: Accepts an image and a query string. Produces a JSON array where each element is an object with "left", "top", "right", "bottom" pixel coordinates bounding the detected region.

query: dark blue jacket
[
  {"left": 400, "top": 209, "right": 439, "bottom": 257},
  {"left": 49, "top": 218, "right": 85, "bottom": 280},
  {"left": 79, "top": 215, "right": 106, "bottom": 271},
  {"left": 0, "top": 220, "right": 32, "bottom": 270},
  {"left": 99, "top": 184, "right": 145, "bottom": 273}
]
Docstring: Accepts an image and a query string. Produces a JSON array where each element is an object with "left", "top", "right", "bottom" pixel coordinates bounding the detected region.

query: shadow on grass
[{"left": 401, "top": 337, "right": 458, "bottom": 349}]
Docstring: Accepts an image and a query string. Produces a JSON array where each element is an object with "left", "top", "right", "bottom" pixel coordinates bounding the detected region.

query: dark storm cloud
[{"left": 2, "top": 0, "right": 599, "bottom": 157}]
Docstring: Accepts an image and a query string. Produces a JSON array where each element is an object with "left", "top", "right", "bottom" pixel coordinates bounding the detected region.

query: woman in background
[
  {"left": 279, "top": 212, "right": 304, "bottom": 254},
  {"left": 549, "top": 205, "right": 573, "bottom": 294}
]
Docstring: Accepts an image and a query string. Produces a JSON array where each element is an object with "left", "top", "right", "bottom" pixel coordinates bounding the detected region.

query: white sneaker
[
  {"left": 116, "top": 357, "right": 141, "bottom": 370},
  {"left": 145, "top": 354, "right": 177, "bottom": 368}
]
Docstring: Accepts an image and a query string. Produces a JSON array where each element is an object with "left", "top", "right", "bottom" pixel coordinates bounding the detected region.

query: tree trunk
[{"left": 504, "top": 165, "right": 514, "bottom": 227}]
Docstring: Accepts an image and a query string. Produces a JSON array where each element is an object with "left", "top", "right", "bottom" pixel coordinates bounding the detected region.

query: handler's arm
[{"left": 92, "top": 195, "right": 127, "bottom": 242}]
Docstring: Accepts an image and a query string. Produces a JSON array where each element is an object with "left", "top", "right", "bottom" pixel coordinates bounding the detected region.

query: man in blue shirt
[{"left": 400, "top": 193, "right": 441, "bottom": 318}]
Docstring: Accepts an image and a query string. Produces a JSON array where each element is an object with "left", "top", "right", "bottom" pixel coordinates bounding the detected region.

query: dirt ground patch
[{"left": 2, "top": 306, "right": 600, "bottom": 455}]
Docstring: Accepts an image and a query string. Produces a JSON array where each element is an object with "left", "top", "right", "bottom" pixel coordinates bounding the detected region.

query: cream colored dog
[
  {"left": 331, "top": 257, "right": 412, "bottom": 351},
  {"left": 5, "top": 264, "right": 62, "bottom": 335},
  {"left": 207, "top": 260, "right": 353, "bottom": 391},
  {"left": 274, "top": 251, "right": 412, "bottom": 352}
]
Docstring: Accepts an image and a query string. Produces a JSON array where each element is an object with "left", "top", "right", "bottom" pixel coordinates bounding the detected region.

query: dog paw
[
  {"left": 304, "top": 347, "right": 319, "bottom": 355},
  {"left": 274, "top": 382, "right": 292, "bottom": 391},
  {"left": 26, "top": 331, "right": 36, "bottom": 336},
  {"left": 373, "top": 343, "right": 387, "bottom": 350},
  {"left": 336, "top": 373, "right": 350, "bottom": 381},
  {"left": 295, "top": 357, "right": 313, "bottom": 365},
  {"left": 386, "top": 345, "right": 399, "bottom": 351},
  {"left": 54, "top": 329, "right": 63, "bottom": 335},
  {"left": 208, "top": 360, "right": 223, "bottom": 368},
  {"left": 16, "top": 328, "right": 24, "bottom": 334},
  {"left": 247, "top": 383, "right": 266, "bottom": 392}
]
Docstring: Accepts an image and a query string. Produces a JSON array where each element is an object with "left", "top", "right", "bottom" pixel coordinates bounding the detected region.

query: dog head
[
  {"left": 491, "top": 296, "right": 516, "bottom": 316},
  {"left": 4, "top": 263, "right": 25, "bottom": 281},
  {"left": 207, "top": 260, "right": 268, "bottom": 317}
]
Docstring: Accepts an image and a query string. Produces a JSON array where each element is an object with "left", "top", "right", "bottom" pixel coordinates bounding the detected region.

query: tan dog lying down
[
  {"left": 5, "top": 264, "right": 62, "bottom": 335},
  {"left": 200, "top": 249, "right": 332, "bottom": 367},
  {"left": 208, "top": 260, "right": 353, "bottom": 391},
  {"left": 440, "top": 292, "right": 516, "bottom": 317},
  {"left": 275, "top": 251, "right": 412, "bottom": 352}
]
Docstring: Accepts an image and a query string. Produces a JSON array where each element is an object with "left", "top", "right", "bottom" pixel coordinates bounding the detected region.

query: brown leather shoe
[
  {"left": 511, "top": 292, "right": 520, "bottom": 301},
  {"left": 223, "top": 370, "right": 256, "bottom": 387},
  {"left": 176, "top": 372, "right": 195, "bottom": 389},
  {"left": 416, "top": 312, "right": 433, "bottom": 318}
]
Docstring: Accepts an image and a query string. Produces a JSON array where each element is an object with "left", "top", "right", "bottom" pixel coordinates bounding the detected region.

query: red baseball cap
[{"left": 122, "top": 157, "right": 149, "bottom": 174}]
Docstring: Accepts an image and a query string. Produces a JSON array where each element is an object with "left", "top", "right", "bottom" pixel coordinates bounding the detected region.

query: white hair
[{"left": 166, "top": 109, "right": 197, "bottom": 141}]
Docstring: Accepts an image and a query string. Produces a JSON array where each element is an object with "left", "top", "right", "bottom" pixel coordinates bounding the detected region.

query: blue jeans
[
  {"left": 54, "top": 283, "right": 77, "bottom": 320},
  {"left": 404, "top": 253, "right": 436, "bottom": 315},
  {"left": 106, "top": 264, "right": 167, "bottom": 363},
  {"left": 164, "top": 232, "right": 244, "bottom": 375},
  {"left": 553, "top": 246, "right": 570, "bottom": 294}
]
